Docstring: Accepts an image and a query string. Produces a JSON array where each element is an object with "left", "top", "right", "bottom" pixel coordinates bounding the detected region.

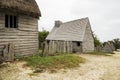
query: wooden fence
[{"left": 42, "top": 40, "right": 73, "bottom": 56}]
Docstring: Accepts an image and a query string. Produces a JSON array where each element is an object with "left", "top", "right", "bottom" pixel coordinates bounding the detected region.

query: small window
[
  {"left": 47, "top": 40, "right": 50, "bottom": 44},
  {"left": 5, "top": 15, "right": 18, "bottom": 28},
  {"left": 77, "top": 42, "right": 80, "bottom": 46},
  {"left": 5, "top": 15, "right": 8, "bottom": 28}
]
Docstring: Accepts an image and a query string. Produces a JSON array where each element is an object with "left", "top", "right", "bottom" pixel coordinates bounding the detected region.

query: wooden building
[
  {"left": 103, "top": 42, "right": 115, "bottom": 53},
  {"left": 0, "top": 0, "right": 41, "bottom": 61},
  {"left": 43, "top": 18, "right": 95, "bottom": 55}
]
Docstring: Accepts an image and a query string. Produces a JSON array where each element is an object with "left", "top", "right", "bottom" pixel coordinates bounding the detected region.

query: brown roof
[{"left": 0, "top": 0, "right": 41, "bottom": 18}]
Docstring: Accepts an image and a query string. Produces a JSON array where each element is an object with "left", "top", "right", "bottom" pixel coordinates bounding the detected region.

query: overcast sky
[{"left": 36, "top": 0, "right": 120, "bottom": 42}]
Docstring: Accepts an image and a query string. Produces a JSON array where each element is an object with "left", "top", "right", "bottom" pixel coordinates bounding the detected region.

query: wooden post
[
  {"left": 61, "top": 41, "right": 63, "bottom": 53},
  {"left": 3, "top": 44, "right": 8, "bottom": 61},
  {"left": 52, "top": 41, "right": 55, "bottom": 55},
  {"left": 56, "top": 41, "right": 58, "bottom": 53},
  {"left": 48, "top": 41, "right": 52, "bottom": 55},
  {"left": 3, "top": 43, "right": 14, "bottom": 62},
  {"left": 69, "top": 41, "right": 72, "bottom": 53},
  {"left": 8, "top": 43, "right": 14, "bottom": 61},
  {"left": 58, "top": 41, "right": 60, "bottom": 53},
  {"left": 63, "top": 41, "right": 66, "bottom": 53},
  {"left": 42, "top": 41, "right": 48, "bottom": 56},
  {"left": 70, "top": 41, "right": 73, "bottom": 53},
  {"left": 60, "top": 41, "right": 62, "bottom": 54},
  {"left": 55, "top": 41, "right": 57, "bottom": 53},
  {"left": 59, "top": 41, "right": 61, "bottom": 54},
  {"left": 67, "top": 41, "right": 70, "bottom": 53}
]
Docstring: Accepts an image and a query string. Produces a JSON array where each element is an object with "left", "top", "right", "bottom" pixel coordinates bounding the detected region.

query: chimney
[{"left": 55, "top": 20, "right": 62, "bottom": 27}]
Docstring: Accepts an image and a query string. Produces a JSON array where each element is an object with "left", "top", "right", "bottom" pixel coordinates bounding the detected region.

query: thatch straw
[{"left": 0, "top": 0, "right": 41, "bottom": 18}]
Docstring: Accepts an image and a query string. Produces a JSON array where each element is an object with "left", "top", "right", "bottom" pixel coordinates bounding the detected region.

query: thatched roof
[
  {"left": 103, "top": 42, "right": 115, "bottom": 53},
  {"left": 46, "top": 17, "right": 92, "bottom": 41},
  {"left": 0, "top": 0, "right": 41, "bottom": 18}
]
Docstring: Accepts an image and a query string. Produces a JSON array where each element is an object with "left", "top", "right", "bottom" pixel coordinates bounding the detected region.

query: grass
[
  {"left": 84, "top": 52, "right": 112, "bottom": 56},
  {"left": 28, "top": 73, "right": 37, "bottom": 76},
  {"left": 17, "top": 54, "right": 85, "bottom": 73}
]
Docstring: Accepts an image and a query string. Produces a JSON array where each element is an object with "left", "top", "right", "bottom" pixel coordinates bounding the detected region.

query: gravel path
[{"left": 0, "top": 52, "right": 120, "bottom": 80}]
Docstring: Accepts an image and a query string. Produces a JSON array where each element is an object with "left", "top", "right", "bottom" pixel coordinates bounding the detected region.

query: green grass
[
  {"left": 17, "top": 54, "right": 85, "bottom": 73},
  {"left": 84, "top": 52, "right": 112, "bottom": 56}
]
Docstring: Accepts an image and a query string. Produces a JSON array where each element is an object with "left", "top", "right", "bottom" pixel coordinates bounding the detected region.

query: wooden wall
[
  {"left": 82, "top": 21, "right": 95, "bottom": 52},
  {"left": 72, "top": 42, "right": 82, "bottom": 53},
  {"left": 0, "top": 13, "right": 39, "bottom": 56},
  {"left": 43, "top": 40, "right": 73, "bottom": 55}
]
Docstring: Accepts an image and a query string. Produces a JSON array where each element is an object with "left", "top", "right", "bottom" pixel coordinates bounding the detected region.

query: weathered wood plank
[
  {"left": 19, "top": 22, "right": 38, "bottom": 26},
  {"left": 43, "top": 40, "right": 74, "bottom": 55},
  {"left": 19, "top": 16, "right": 38, "bottom": 24},
  {"left": 0, "top": 14, "right": 39, "bottom": 56},
  {"left": 18, "top": 23, "right": 38, "bottom": 31},
  {"left": 0, "top": 39, "right": 38, "bottom": 42},
  {"left": 0, "top": 30, "right": 38, "bottom": 34},
  {"left": 0, "top": 36, "right": 38, "bottom": 39},
  {"left": 14, "top": 46, "right": 38, "bottom": 50},
  {"left": 8, "top": 43, "right": 14, "bottom": 61},
  {"left": 0, "top": 45, "right": 4, "bottom": 49}
]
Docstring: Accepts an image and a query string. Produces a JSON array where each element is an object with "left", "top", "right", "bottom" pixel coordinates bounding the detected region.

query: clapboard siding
[
  {"left": 0, "top": 32, "right": 38, "bottom": 36},
  {"left": 0, "top": 13, "right": 4, "bottom": 29},
  {"left": 0, "top": 13, "right": 39, "bottom": 56},
  {"left": 18, "top": 24, "right": 38, "bottom": 28},
  {"left": 0, "top": 36, "right": 38, "bottom": 39},
  {"left": 15, "top": 46, "right": 38, "bottom": 50},
  {"left": 82, "top": 21, "right": 94, "bottom": 52},
  {"left": 19, "top": 22, "right": 38, "bottom": 26},
  {"left": 0, "top": 41, "right": 38, "bottom": 44},
  {"left": 0, "top": 20, "right": 4, "bottom": 22},
  {"left": 0, "top": 45, "right": 4, "bottom": 52}
]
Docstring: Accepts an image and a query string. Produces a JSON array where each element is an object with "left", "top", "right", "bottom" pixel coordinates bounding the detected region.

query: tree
[
  {"left": 93, "top": 34, "right": 102, "bottom": 47},
  {"left": 112, "top": 38, "right": 120, "bottom": 50},
  {"left": 39, "top": 30, "right": 49, "bottom": 48}
]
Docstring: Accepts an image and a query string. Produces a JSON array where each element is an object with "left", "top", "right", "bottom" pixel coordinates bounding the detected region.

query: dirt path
[{"left": 0, "top": 52, "right": 120, "bottom": 80}]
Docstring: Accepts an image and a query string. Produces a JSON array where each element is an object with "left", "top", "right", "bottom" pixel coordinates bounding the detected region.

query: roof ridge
[{"left": 63, "top": 17, "right": 89, "bottom": 24}]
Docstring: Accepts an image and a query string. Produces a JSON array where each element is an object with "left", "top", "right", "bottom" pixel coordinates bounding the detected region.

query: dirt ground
[{"left": 0, "top": 51, "right": 120, "bottom": 80}]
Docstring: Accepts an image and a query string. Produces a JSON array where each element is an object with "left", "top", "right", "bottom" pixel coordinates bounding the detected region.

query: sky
[{"left": 36, "top": 0, "right": 120, "bottom": 42}]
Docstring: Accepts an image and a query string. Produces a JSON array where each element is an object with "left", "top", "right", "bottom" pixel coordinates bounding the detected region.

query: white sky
[{"left": 36, "top": 0, "right": 120, "bottom": 42}]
